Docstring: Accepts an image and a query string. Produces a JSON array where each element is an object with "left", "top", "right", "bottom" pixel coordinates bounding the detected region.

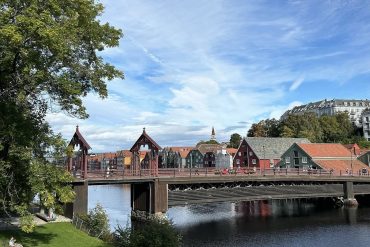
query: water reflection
[
  {"left": 88, "top": 184, "right": 131, "bottom": 230},
  {"left": 89, "top": 185, "right": 370, "bottom": 247}
]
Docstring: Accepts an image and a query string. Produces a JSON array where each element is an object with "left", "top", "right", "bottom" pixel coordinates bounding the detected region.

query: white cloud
[
  {"left": 46, "top": 1, "right": 370, "bottom": 151},
  {"left": 289, "top": 76, "right": 305, "bottom": 91}
]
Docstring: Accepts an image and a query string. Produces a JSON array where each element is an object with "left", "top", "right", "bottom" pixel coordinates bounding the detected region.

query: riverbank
[{"left": 0, "top": 222, "right": 111, "bottom": 247}]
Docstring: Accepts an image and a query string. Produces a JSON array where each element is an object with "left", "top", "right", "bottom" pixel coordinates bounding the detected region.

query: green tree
[
  {"left": 280, "top": 113, "right": 322, "bottom": 142},
  {"left": 247, "top": 118, "right": 281, "bottom": 137},
  {"left": 320, "top": 115, "right": 340, "bottom": 142},
  {"left": 0, "top": 0, "right": 123, "bottom": 230},
  {"left": 228, "top": 133, "right": 242, "bottom": 148},
  {"left": 196, "top": 140, "right": 220, "bottom": 145},
  {"left": 335, "top": 112, "right": 355, "bottom": 141},
  {"left": 265, "top": 118, "right": 281, "bottom": 137},
  {"left": 247, "top": 121, "right": 267, "bottom": 137}
]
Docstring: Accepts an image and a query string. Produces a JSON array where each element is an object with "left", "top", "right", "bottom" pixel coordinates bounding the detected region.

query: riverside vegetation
[{"left": 79, "top": 204, "right": 182, "bottom": 247}]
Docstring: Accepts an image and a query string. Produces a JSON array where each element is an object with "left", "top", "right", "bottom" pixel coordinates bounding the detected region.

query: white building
[
  {"left": 362, "top": 110, "right": 370, "bottom": 141},
  {"left": 215, "top": 148, "right": 233, "bottom": 168},
  {"left": 281, "top": 99, "right": 370, "bottom": 128}
]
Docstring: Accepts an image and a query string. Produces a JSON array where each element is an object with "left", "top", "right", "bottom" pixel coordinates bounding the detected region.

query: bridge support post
[
  {"left": 64, "top": 181, "right": 88, "bottom": 218},
  {"left": 343, "top": 181, "right": 358, "bottom": 207},
  {"left": 131, "top": 180, "right": 168, "bottom": 220}
]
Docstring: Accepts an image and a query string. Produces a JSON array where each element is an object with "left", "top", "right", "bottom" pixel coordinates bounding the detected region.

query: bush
[
  {"left": 79, "top": 204, "right": 111, "bottom": 241},
  {"left": 113, "top": 217, "right": 182, "bottom": 247}
]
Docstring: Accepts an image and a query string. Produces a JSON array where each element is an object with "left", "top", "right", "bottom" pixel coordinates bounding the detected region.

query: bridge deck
[
  {"left": 168, "top": 184, "right": 370, "bottom": 207},
  {"left": 77, "top": 168, "right": 370, "bottom": 185}
]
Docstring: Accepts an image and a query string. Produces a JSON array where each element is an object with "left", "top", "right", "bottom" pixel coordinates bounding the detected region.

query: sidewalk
[{"left": 0, "top": 214, "right": 71, "bottom": 230}]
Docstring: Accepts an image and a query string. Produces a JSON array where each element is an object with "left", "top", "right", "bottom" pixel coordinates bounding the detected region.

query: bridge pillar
[
  {"left": 343, "top": 181, "right": 358, "bottom": 207},
  {"left": 64, "top": 181, "right": 88, "bottom": 218},
  {"left": 131, "top": 180, "right": 168, "bottom": 218}
]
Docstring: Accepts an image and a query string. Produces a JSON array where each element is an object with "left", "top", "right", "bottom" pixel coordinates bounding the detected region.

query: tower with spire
[{"left": 211, "top": 126, "right": 216, "bottom": 141}]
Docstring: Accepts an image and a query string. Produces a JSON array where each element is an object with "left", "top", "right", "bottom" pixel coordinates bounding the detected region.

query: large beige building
[{"left": 281, "top": 99, "right": 370, "bottom": 128}]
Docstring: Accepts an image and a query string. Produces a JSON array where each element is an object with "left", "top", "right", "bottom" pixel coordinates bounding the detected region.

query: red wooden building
[{"left": 233, "top": 137, "right": 310, "bottom": 170}]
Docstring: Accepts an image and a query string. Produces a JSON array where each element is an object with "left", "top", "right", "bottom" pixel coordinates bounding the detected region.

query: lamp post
[
  {"left": 350, "top": 146, "right": 354, "bottom": 176},
  {"left": 263, "top": 145, "right": 265, "bottom": 171}
]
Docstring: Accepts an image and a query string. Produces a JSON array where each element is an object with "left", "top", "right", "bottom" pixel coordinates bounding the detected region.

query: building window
[
  {"left": 285, "top": 157, "right": 290, "bottom": 163},
  {"left": 236, "top": 159, "right": 240, "bottom": 165},
  {"left": 252, "top": 159, "right": 257, "bottom": 165},
  {"left": 238, "top": 152, "right": 241, "bottom": 156},
  {"left": 302, "top": 156, "right": 307, "bottom": 163},
  {"left": 294, "top": 157, "right": 299, "bottom": 165},
  {"left": 249, "top": 151, "right": 253, "bottom": 157}
]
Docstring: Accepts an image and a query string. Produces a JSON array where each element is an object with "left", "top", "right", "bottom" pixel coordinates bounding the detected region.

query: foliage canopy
[
  {"left": 247, "top": 112, "right": 358, "bottom": 145},
  {"left": 0, "top": 0, "right": 123, "bottom": 231}
]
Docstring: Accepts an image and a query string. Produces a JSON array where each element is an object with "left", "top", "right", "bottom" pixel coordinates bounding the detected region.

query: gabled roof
[
  {"left": 297, "top": 143, "right": 352, "bottom": 158},
  {"left": 359, "top": 149, "right": 370, "bottom": 159},
  {"left": 69, "top": 126, "right": 91, "bottom": 150},
  {"left": 169, "top": 147, "right": 193, "bottom": 158},
  {"left": 226, "top": 148, "right": 237, "bottom": 157},
  {"left": 245, "top": 137, "right": 310, "bottom": 159},
  {"left": 343, "top": 144, "right": 361, "bottom": 155},
  {"left": 130, "top": 128, "right": 161, "bottom": 152},
  {"left": 186, "top": 149, "right": 203, "bottom": 158},
  {"left": 179, "top": 149, "right": 191, "bottom": 158},
  {"left": 116, "top": 150, "right": 132, "bottom": 157},
  {"left": 315, "top": 159, "right": 368, "bottom": 172},
  {"left": 88, "top": 152, "right": 116, "bottom": 162},
  {"left": 197, "top": 144, "right": 223, "bottom": 154}
]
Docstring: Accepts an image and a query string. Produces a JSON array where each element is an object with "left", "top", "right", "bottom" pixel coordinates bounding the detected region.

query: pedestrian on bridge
[{"left": 106, "top": 166, "right": 110, "bottom": 178}]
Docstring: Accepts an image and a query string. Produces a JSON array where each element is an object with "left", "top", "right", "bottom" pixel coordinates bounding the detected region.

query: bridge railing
[{"left": 82, "top": 167, "right": 370, "bottom": 179}]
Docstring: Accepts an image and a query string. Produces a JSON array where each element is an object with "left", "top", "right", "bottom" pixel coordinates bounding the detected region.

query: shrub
[
  {"left": 113, "top": 217, "right": 182, "bottom": 247},
  {"left": 79, "top": 204, "right": 111, "bottom": 241}
]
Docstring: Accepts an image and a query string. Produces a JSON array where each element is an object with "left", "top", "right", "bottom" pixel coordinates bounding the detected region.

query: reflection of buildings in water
[
  {"left": 271, "top": 199, "right": 317, "bottom": 217},
  {"left": 230, "top": 202, "right": 236, "bottom": 218},
  {"left": 260, "top": 201, "right": 271, "bottom": 217},
  {"left": 233, "top": 199, "right": 320, "bottom": 218},
  {"left": 234, "top": 200, "right": 272, "bottom": 217}
]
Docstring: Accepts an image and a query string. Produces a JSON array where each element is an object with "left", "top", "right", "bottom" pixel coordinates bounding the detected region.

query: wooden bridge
[{"left": 66, "top": 167, "right": 370, "bottom": 218}]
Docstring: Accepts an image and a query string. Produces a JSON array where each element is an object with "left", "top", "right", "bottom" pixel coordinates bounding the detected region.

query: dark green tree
[
  {"left": 196, "top": 140, "right": 220, "bottom": 145},
  {"left": 0, "top": 0, "right": 123, "bottom": 230},
  {"left": 280, "top": 113, "right": 322, "bottom": 142},
  {"left": 247, "top": 118, "right": 280, "bottom": 137},
  {"left": 247, "top": 121, "right": 267, "bottom": 137},
  {"left": 228, "top": 133, "right": 242, "bottom": 148}
]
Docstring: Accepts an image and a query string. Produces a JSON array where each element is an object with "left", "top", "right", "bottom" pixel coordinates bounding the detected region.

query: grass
[{"left": 0, "top": 222, "right": 112, "bottom": 247}]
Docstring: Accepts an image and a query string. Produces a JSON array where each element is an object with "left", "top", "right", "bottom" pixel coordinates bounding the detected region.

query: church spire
[{"left": 211, "top": 126, "right": 216, "bottom": 140}]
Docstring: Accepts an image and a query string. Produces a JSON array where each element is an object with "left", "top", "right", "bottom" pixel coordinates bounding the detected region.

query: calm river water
[{"left": 89, "top": 184, "right": 370, "bottom": 247}]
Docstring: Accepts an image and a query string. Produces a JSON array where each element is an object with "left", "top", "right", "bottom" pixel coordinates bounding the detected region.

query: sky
[{"left": 47, "top": 0, "right": 370, "bottom": 152}]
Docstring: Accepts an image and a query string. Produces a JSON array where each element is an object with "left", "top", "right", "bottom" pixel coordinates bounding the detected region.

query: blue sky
[{"left": 47, "top": 0, "right": 370, "bottom": 152}]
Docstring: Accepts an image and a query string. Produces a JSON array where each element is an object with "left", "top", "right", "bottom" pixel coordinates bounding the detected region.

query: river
[{"left": 88, "top": 184, "right": 370, "bottom": 247}]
